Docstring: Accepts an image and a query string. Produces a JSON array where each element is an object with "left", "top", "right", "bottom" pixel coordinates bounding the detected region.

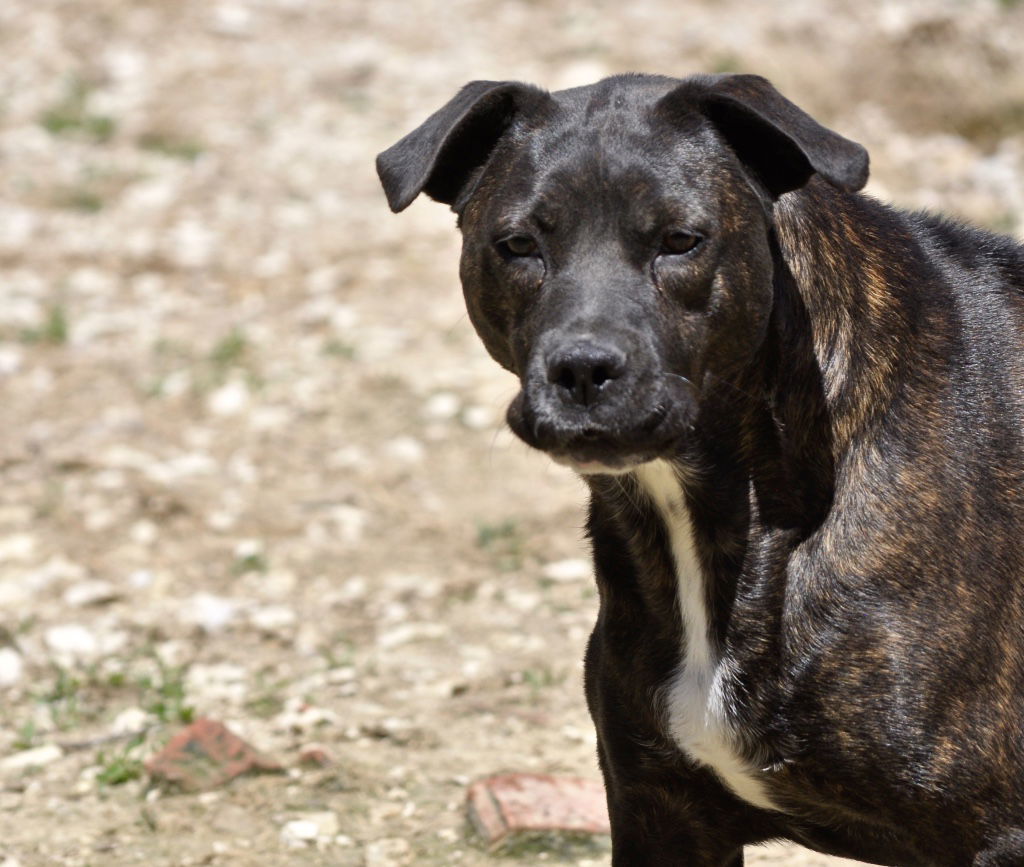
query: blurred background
[{"left": 0, "top": 0, "right": 1021, "bottom": 864}]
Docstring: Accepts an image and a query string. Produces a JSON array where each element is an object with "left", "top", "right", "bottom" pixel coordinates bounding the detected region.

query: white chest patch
[{"left": 633, "top": 460, "right": 779, "bottom": 812}]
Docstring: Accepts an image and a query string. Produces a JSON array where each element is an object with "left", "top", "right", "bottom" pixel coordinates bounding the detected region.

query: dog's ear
[
  {"left": 376, "top": 80, "right": 549, "bottom": 213},
  {"left": 658, "top": 74, "right": 869, "bottom": 198}
]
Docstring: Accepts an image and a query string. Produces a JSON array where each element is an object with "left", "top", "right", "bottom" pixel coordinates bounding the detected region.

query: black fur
[{"left": 377, "top": 73, "right": 1024, "bottom": 866}]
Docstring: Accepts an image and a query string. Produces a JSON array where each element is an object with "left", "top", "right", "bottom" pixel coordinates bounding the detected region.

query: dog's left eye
[
  {"left": 497, "top": 235, "right": 540, "bottom": 258},
  {"left": 660, "top": 230, "right": 703, "bottom": 256}
]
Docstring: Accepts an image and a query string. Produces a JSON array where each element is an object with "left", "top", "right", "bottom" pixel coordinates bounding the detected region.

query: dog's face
[{"left": 378, "top": 74, "right": 868, "bottom": 473}]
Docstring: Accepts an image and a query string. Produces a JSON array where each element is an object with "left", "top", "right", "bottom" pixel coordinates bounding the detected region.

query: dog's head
[{"left": 377, "top": 74, "right": 868, "bottom": 474}]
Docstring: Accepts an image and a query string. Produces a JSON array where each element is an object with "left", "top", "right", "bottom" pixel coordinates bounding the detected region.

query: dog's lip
[
  {"left": 551, "top": 452, "right": 652, "bottom": 475},
  {"left": 548, "top": 428, "right": 673, "bottom": 474}
]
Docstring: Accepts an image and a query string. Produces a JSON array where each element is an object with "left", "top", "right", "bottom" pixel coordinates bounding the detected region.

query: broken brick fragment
[
  {"left": 145, "top": 718, "right": 283, "bottom": 792},
  {"left": 466, "top": 773, "right": 610, "bottom": 847},
  {"left": 298, "top": 743, "right": 333, "bottom": 768}
]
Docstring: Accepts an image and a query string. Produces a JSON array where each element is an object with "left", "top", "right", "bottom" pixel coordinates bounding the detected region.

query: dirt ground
[{"left": 1, "top": 1, "right": 1023, "bottom": 865}]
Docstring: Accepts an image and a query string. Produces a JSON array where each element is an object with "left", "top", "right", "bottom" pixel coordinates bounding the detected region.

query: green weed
[
  {"left": 96, "top": 733, "right": 146, "bottom": 787},
  {"left": 137, "top": 131, "right": 204, "bottom": 161},
  {"left": 476, "top": 519, "right": 524, "bottom": 571},
  {"left": 21, "top": 304, "right": 69, "bottom": 345},
  {"left": 40, "top": 77, "right": 116, "bottom": 143}
]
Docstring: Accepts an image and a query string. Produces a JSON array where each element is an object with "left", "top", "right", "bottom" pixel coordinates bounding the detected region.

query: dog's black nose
[{"left": 546, "top": 341, "right": 626, "bottom": 407}]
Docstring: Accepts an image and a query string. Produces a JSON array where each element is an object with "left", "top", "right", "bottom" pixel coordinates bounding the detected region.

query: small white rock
[
  {"left": 0, "top": 744, "right": 63, "bottom": 772},
  {"left": 207, "top": 380, "right": 250, "bottom": 416},
  {"left": 0, "top": 346, "right": 23, "bottom": 375},
  {"left": 541, "top": 558, "right": 592, "bottom": 582},
  {"left": 130, "top": 520, "right": 158, "bottom": 545},
  {"left": 423, "top": 392, "right": 460, "bottom": 421},
  {"left": 0, "top": 647, "right": 24, "bottom": 687},
  {"left": 233, "top": 538, "right": 263, "bottom": 560},
  {"left": 111, "top": 706, "right": 151, "bottom": 734},
  {"left": 383, "top": 437, "right": 425, "bottom": 464},
  {"left": 0, "top": 534, "right": 36, "bottom": 563},
  {"left": 364, "top": 837, "right": 412, "bottom": 867},
  {"left": 376, "top": 622, "right": 448, "bottom": 650},
  {"left": 282, "top": 819, "right": 319, "bottom": 846},
  {"left": 248, "top": 605, "right": 296, "bottom": 632},
  {"left": 297, "top": 811, "right": 339, "bottom": 838},
  {"left": 185, "top": 663, "right": 248, "bottom": 704},
  {"left": 179, "top": 593, "right": 242, "bottom": 633},
  {"left": 63, "top": 580, "right": 120, "bottom": 608},
  {"left": 462, "top": 405, "right": 494, "bottom": 430},
  {"left": 128, "top": 569, "right": 154, "bottom": 589},
  {"left": 272, "top": 697, "right": 339, "bottom": 734},
  {"left": 331, "top": 504, "right": 368, "bottom": 545},
  {"left": 44, "top": 624, "right": 99, "bottom": 660}
]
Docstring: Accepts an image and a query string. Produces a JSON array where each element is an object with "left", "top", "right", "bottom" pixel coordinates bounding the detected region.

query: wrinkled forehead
[{"left": 479, "top": 82, "right": 743, "bottom": 229}]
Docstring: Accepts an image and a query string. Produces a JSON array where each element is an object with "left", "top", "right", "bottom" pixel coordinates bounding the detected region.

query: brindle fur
[{"left": 377, "top": 74, "right": 1024, "bottom": 865}]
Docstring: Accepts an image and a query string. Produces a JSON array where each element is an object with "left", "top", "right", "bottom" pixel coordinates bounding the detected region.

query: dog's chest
[{"left": 633, "top": 462, "right": 779, "bottom": 812}]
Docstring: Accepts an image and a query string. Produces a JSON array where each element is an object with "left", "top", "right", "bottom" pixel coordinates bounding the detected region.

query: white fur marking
[{"left": 633, "top": 460, "right": 780, "bottom": 812}]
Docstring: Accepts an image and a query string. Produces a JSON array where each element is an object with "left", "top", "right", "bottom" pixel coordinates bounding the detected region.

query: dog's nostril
[
  {"left": 546, "top": 343, "right": 626, "bottom": 407},
  {"left": 555, "top": 366, "right": 577, "bottom": 394}
]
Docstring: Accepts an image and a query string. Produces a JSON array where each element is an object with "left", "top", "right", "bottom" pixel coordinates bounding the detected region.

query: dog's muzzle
[{"left": 506, "top": 334, "right": 697, "bottom": 474}]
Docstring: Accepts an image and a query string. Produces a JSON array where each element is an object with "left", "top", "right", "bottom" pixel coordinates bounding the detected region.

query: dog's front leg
[
  {"left": 588, "top": 639, "right": 757, "bottom": 865},
  {"left": 598, "top": 742, "right": 748, "bottom": 866},
  {"left": 605, "top": 787, "right": 746, "bottom": 866}
]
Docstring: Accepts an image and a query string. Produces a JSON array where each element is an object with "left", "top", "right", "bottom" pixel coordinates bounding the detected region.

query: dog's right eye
[
  {"left": 497, "top": 235, "right": 540, "bottom": 258},
  {"left": 660, "top": 230, "right": 703, "bottom": 256}
]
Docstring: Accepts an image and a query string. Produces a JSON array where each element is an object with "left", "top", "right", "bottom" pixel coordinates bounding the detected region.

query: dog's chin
[{"left": 505, "top": 389, "right": 693, "bottom": 476}]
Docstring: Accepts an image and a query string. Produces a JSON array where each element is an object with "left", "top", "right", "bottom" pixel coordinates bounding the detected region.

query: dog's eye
[
  {"left": 660, "top": 230, "right": 702, "bottom": 256},
  {"left": 498, "top": 235, "right": 540, "bottom": 258}
]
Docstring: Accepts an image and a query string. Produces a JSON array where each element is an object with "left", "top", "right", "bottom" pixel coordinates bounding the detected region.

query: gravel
[{"left": 0, "top": 0, "right": 1021, "bottom": 864}]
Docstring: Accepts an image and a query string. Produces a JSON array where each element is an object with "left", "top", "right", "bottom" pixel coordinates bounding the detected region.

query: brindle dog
[{"left": 376, "top": 74, "right": 1024, "bottom": 866}]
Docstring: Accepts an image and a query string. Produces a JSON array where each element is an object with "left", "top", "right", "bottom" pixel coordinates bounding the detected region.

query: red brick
[
  {"left": 145, "top": 718, "right": 283, "bottom": 792},
  {"left": 466, "top": 773, "right": 610, "bottom": 846}
]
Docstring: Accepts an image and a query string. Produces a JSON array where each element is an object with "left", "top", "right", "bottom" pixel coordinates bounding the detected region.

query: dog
[{"left": 376, "top": 74, "right": 1024, "bottom": 866}]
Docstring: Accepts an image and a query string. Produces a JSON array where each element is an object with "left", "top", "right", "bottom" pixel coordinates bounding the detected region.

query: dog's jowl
[{"left": 377, "top": 74, "right": 1024, "bottom": 866}]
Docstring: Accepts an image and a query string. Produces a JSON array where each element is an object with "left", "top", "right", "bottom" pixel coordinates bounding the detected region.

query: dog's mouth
[{"left": 505, "top": 382, "right": 695, "bottom": 475}]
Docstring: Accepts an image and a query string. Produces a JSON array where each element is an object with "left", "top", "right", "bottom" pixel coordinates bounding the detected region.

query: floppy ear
[
  {"left": 376, "top": 80, "right": 549, "bottom": 213},
  {"left": 657, "top": 74, "right": 869, "bottom": 198}
]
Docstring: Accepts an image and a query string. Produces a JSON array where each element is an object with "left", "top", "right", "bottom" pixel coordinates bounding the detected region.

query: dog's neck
[{"left": 586, "top": 182, "right": 910, "bottom": 643}]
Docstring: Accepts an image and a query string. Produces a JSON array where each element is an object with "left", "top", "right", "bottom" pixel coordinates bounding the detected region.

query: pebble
[
  {"left": 541, "top": 558, "right": 592, "bottom": 582},
  {"left": 179, "top": 593, "right": 243, "bottom": 633},
  {"left": 298, "top": 743, "right": 333, "bottom": 767},
  {"left": 272, "top": 698, "right": 339, "bottom": 734},
  {"left": 423, "top": 392, "right": 460, "bottom": 421},
  {"left": 63, "top": 580, "right": 120, "bottom": 608},
  {"left": 376, "top": 622, "right": 448, "bottom": 650},
  {"left": 0, "top": 744, "right": 63, "bottom": 772},
  {"left": 461, "top": 405, "right": 494, "bottom": 430},
  {"left": 186, "top": 663, "right": 248, "bottom": 704},
  {"left": 383, "top": 436, "right": 425, "bottom": 464},
  {"left": 0, "top": 533, "right": 36, "bottom": 563},
  {"left": 281, "top": 811, "right": 339, "bottom": 847},
  {"left": 0, "top": 647, "right": 24, "bottom": 687},
  {"left": 44, "top": 623, "right": 99, "bottom": 661},
  {"left": 364, "top": 838, "right": 412, "bottom": 867},
  {"left": 247, "top": 605, "right": 296, "bottom": 632},
  {"left": 112, "top": 706, "right": 151, "bottom": 734},
  {"left": 281, "top": 819, "right": 320, "bottom": 847},
  {"left": 207, "top": 380, "right": 250, "bottom": 416}
]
